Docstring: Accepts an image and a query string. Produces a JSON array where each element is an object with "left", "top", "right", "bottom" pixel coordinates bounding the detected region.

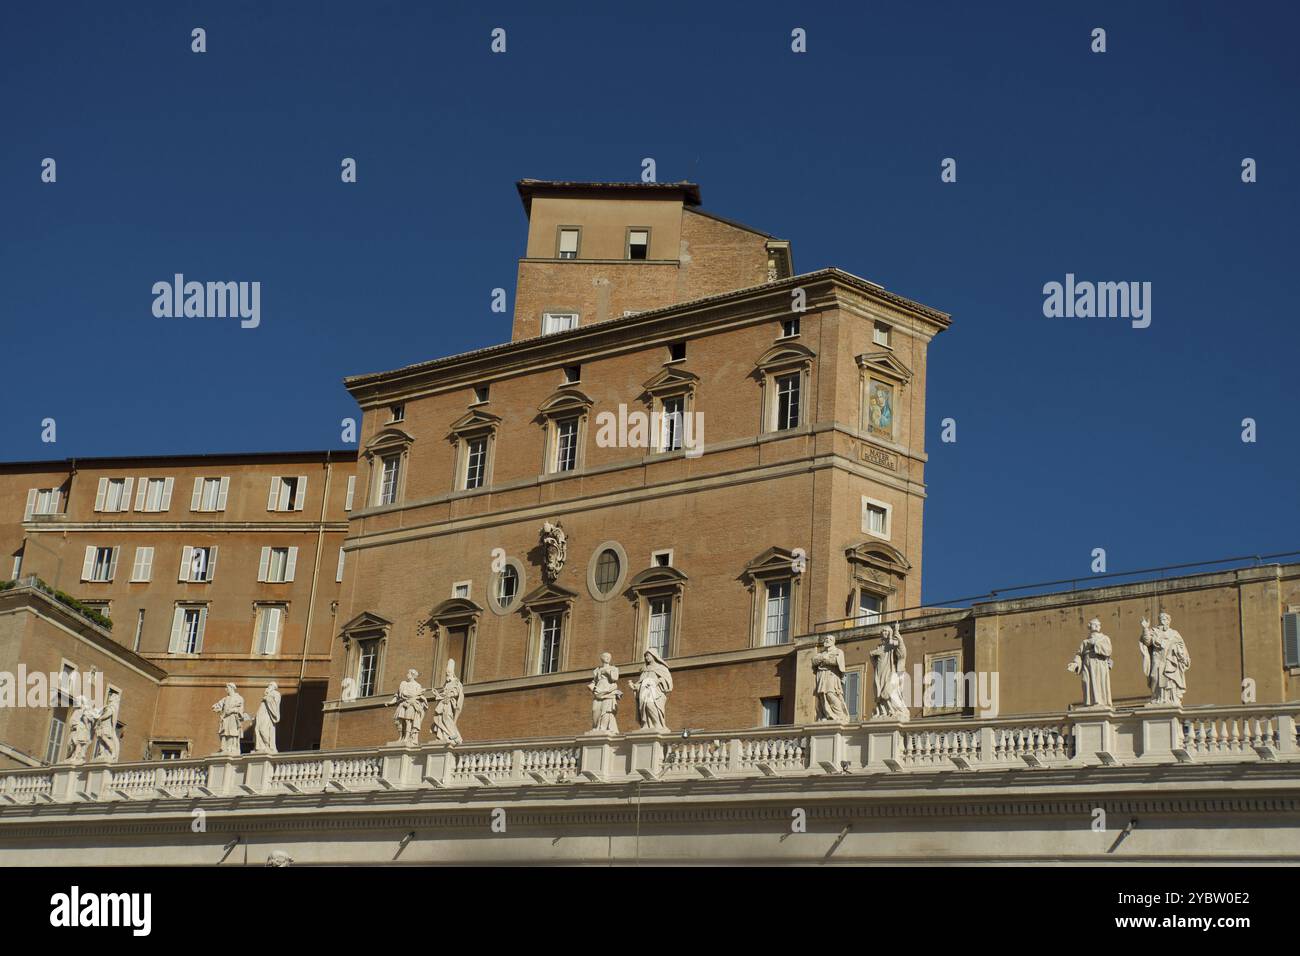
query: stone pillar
[
  {"left": 205, "top": 759, "right": 240, "bottom": 796},
  {"left": 381, "top": 750, "right": 412, "bottom": 788},
  {"left": 1138, "top": 707, "right": 1183, "bottom": 759},
  {"left": 244, "top": 758, "right": 274, "bottom": 792},
  {"left": 422, "top": 747, "right": 454, "bottom": 787},
  {"left": 579, "top": 734, "right": 616, "bottom": 782},
  {"left": 628, "top": 731, "right": 668, "bottom": 778},
  {"left": 1071, "top": 711, "right": 1115, "bottom": 765},
  {"left": 50, "top": 767, "right": 81, "bottom": 801},
  {"left": 863, "top": 721, "right": 902, "bottom": 769},
  {"left": 808, "top": 726, "right": 845, "bottom": 773}
]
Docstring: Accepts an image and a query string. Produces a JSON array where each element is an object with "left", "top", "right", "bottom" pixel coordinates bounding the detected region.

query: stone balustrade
[{"left": 1, "top": 703, "right": 1296, "bottom": 807}]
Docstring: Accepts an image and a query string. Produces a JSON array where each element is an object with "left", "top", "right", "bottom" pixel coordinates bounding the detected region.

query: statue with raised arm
[
  {"left": 630, "top": 650, "right": 673, "bottom": 731},
  {"left": 869, "top": 625, "right": 910, "bottom": 721},
  {"left": 387, "top": 669, "right": 427, "bottom": 747},
  {"left": 811, "top": 635, "right": 850, "bottom": 722},
  {"left": 254, "top": 681, "right": 281, "bottom": 754},
  {"left": 1140, "top": 610, "right": 1190, "bottom": 706},
  {"left": 63, "top": 695, "right": 94, "bottom": 765},
  {"left": 212, "top": 683, "right": 249, "bottom": 756},
  {"left": 1067, "top": 618, "right": 1113, "bottom": 708},
  {"left": 540, "top": 521, "right": 568, "bottom": 583},
  {"left": 588, "top": 652, "right": 623, "bottom": 733},
  {"left": 90, "top": 688, "right": 122, "bottom": 763},
  {"left": 430, "top": 660, "right": 465, "bottom": 744}
]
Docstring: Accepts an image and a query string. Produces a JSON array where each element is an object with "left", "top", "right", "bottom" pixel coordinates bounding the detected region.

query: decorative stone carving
[
  {"left": 869, "top": 625, "right": 910, "bottom": 721},
  {"left": 340, "top": 677, "right": 358, "bottom": 702},
  {"left": 254, "top": 682, "right": 281, "bottom": 754},
  {"left": 811, "top": 636, "right": 850, "bottom": 723},
  {"left": 430, "top": 660, "right": 464, "bottom": 745},
  {"left": 212, "top": 684, "right": 250, "bottom": 757},
  {"left": 90, "top": 688, "right": 121, "bottom": 764},
  {"left": 588, "top": 652, "right": 622, "bottom": 734},
  {"left": 540, "top": 521, "right": 567, "bottom": 583},
  {"left": 387, "top": 669, "right": 427, "bottom": 748},
  {"left": 266, "top": 850, "right": 294, "bottom": 867},
  {"left": 630, "top": 650, "right": 673, "bottom": 731},
  {"left": 1140, "top": 611, "right": 1190, "bottom": 707},
  {"left": 62, "top": 696, "right": 94, "bottom": 765},
  {"left": 1067, "top": 618, "right": 1113, "bottom": 709}
]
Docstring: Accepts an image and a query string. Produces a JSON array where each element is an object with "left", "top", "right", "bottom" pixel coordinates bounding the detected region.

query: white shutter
[
  {"left": 179, "top": 546, "right": 193, "bottom": 582},
  {"left": 293, "top": 476, "right": 308, "bottom": 511},
  {"left": 196, "top": 607, "right": 208, "bottom": 653},
  {"left": 81, "top": 546, "right": 96, "bottom": 581},
  {"left": 24, "top": 489, "right": 36, "bottom": 520},
  {"left": 135, "top": 546, "right": 154, "bottom": 582},
  {"left": 169, "top": 607, "right": 185, "bottom": 653},
  {"left": 258, "top": 547, "right": 271, "bottom": 582},
  {"left": 285, "top": 547, "right": 299, "bottom": 582},
  {"left": 54, "top": 490, "right": 62, "bottom": 514},
  {"left": 107, "top": 547, "right": 120, "bottom": 581},
  {"left": 344, "top": 476, "right": 355, "bottom": 511},
  {"left": 269, "top": 607, "right": 282, "bottom": 654},
  {"left": 216, "top": 477, "right": 230, "bottom": 511},
  {"left": 134, "top": 478, "right": 148, "bottom": 511},
  {"left": 160, "top": 477, "right": 174, "bottom": 510},
  {"left": 131, "top": 547, "right": 145, "bottom": 581},
  {"left": 94, "top": 478, "right": 108, "bottom": 512},
  {"left": 206, "top": 546, "right": 219, "bottom": 581},
  {"left": 267, "top": 477, "right": 280, "bottom": 511},
  {"left": 191, "top": 477, "right": 203, "bottom": 511},
  {"left": 336, "top": 547, "right": 346, "bottom": 582},
  {"left": 120, "top": 478, "right": 134, "bottom": 512}
]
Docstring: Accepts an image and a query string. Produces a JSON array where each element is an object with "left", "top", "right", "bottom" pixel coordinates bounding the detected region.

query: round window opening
[
  {"left": 594, "top": 549, "right": 621, "bottom": 596},
  {"left": 496, "top": 564, "right": 520, "bottom": 607}
]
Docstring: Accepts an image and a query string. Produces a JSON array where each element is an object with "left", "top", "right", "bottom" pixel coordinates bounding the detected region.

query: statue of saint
[
  {"left": 811, "top": 635, "right": 850, "bottom": 722},
  {"left": 212, "top": 684, "right": 249, "bottom": 756},
  {"left": 63, "top": 695, "right": 93, "bottom": 765},
  {"left": 430, "top": 660, "right": 465, "bottom": 744},
  {"left": 1067, "top": 618, "right": 1113, "bottom": 708},
  {"left": 588, "top": 653, "right": 622, "bottom": 733},
  {"left": 254, "top": 682, "right": 281, "bottom": 754},
  {"left": 869, "top": 625, "right": 910, "bottom": 721},
  {"left": 91, "top": 688, "right": 122, "bottom": 763},
  {"left": 540, "top": 521, "right": 568, "bottom": 583},
  {"left": 1140, "top": 610, "right": 1190, "bottom": 706},
  {"left": 630, "top": 650, "right": 673, "bottom": 731},
  {"left": 387, "top": 669, "right": 427, "bottom": 747}
]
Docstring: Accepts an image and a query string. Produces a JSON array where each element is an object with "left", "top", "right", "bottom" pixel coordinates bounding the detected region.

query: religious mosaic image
[{"left": 867, "top": 379, "right": 894, "bottom": 439}]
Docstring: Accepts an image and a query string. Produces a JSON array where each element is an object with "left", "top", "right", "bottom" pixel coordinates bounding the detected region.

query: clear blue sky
[{"left": 2, "top": 1, "right": 1297, "bottom": 605}]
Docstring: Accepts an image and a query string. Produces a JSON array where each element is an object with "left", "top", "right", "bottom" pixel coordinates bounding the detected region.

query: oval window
[{"left": 594, "top": 549, "right": 621, "bottom": 595}]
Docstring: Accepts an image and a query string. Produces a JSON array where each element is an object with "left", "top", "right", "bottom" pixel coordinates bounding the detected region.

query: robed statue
[
  {"left": 1140, "top": 611, "right": 1190, "bottom": 706},
  {"left": 1067, "top": 618, "right": 1113, "bottom": 708}
]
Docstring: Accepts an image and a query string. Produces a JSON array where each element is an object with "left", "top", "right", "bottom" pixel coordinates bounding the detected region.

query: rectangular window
[
  {"left": 926, "top": 654, "right": 961, "bottom": 710},
  {"left": 27, "top": 488, "right": 61, "bottom": 517},
  {"left": 453, "top": 581, "right": 471, "bottom": 599},
  {"left": 137, "top": 477, "right": 173, "bottom": 512},
  {"left": 464, "top": 437, "right": 487, "bottom": 489},
  {"left": 473, "top": 384, "right": 490, "bottom": 404},
  {"left": 873, "top": 322, "right": 892, "bottom": 347},
  {"left": 668, "top": 342, "right": 686, "bottom": 362},
  {"left": 98, "top": 477, "right": 131, "bottom": 513},
  {"left": 554, "top": 418, "right": 579, "bottom": 473},
  {"left": 856, "top": 591, "right": 882, "bottom": 626},
  {"left": 781, "top": 317, "right": 800, "bottom": 338},
  {"left": 254, "top": 605, "right": 285, "bottom": 656},
  {"left": 863, "top": 499, "right": 890, "bottom": 538},
  {"left": 763, "top": 581, "right": 791, "bottom": 645},
  {"left": 378, "top": 455, "right": 401, "bottom": 505},
  {"left": 539, "top": 613, "right": 562, "bottom": 674},
  {"left": 192, "top": 477, "right": 229, "bottom": 512},
  {"left": 659, "top": 396, "right": 683, "bottom": 452},
  {"left": 130, "top": 546, "right": 155, "bottom": 583},
  {"left": 775, "top": 373, "right": 801, "bottom": 430},
  {"left": 844, "top": 671, "right": 862, "bottom": 720},
  {"left": 181, "top": 546, "right": 217, "bottom": 583},
  {"left": 627, "top": 229, "right": 649, "bottom": 260},
  {"left": 170, "top": 606, "right": 206, "bottom": 655},
  {"left": 389, "top": 403, "right": 405, "bottom": 423},
  {"left": 357, "top": 638, "right": 381, "bottom": 696},
  {"left": 260, "top": 546, "right": 297, "bottom": 583},
  {"left": 542, "top": 312, "right": 579, "bottom": 335},
  {"left": 557, "top": 228, "right": 579, "bottom": 259},
  {"left": 268, "top": 475, "right": 306, "bottom": 512},
  {"left": 761, "top": 697, "right": 783, "bottom": 727},
  {"left": 647, "top": 597, "right": 672, "bottom": 657},
  {"left": 84, "top": 546, "right": 118, "bottom": 583}
]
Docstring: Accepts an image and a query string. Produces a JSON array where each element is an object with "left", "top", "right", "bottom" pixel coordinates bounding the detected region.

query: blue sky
[{"left": 2, "top": 1, "right": 1297, "bottom": 604}]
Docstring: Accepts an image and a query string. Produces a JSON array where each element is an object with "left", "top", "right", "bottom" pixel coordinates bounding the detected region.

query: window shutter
[
  {"left": 132, "top": 547, "right": 146, "bottom": 581},
  {"left": 94, "top": 478, "right": 108, "bottom": 512},
  {"left": 207, "top": 546, "right": 219, "bottom": 581},
  {"left": 120, "top": 478, "right": 134, "bottom": 512},
  {"left": 344, "top": 476, "right": 355, "bottom": 511},
  {"left": 24, "top": 489, "right": 36, "bottom": 520},
  {"left": 160, "top": 477, "right": 174, "bottom": 511},
  {"left": 134, "top": 478, "right": 148, "bottom": 511},
  {"left": 107, "top": 547, "right": 120, "bottom": 581},
  {"left": 179, "top": 546, "right": 193, "bottom": 582},
  {"left": 267, "top": 477, "right": 280, "bottom": 511},
  {"left": 285, "top": 547, "right": 299, "bottom": 582},
  {"left": 336, "top": 548, "right": 346, "bottom": 582},
  {"left": 81, "top": 546, "right": 96, "bottom": 581},
  {"left": 258, "top": 547, "right": 271, "bottom": 582},
  {"left": 191, "top": 477, "right": 203, "bottom": 511},
  {"left": 140, "top": 546, "right": 154, "bottom": 582},
  {"left": 293, "top": 476, "right": 308, "bottom": 511},
  {"left": 196, "top": 607, "right": 208, "bottom": 653},
  {"left": 255, "top": 609, "right": 269, "bottom": 654},
  {"left": 270, "top": 607, "right": 282, "bottom": 654},
  {"left": 216, "top": 477, "right": 230, "bottom": 511},
  {"left": 54, "top": 490, "right": 63, "bottom": 513},
  {"left": 169, "top": 608, "right": 185, "bottom": 653},
  {"left": 1285, "top": 613, "right": 1300, "bottom": 669}
]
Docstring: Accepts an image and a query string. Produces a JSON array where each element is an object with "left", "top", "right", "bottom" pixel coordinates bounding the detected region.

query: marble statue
[
  {"left": 388, "top": 669, "right": 428, "bottom": 747},
  {"left": 540, "top": 521, "right": 567, "bottom": 583},
  {"left": 869, "top": 625, "right": 910, "bottom": 721},
  {"left": 90, "top": 688, "right": 121, "bottom": 763},
  {"left": 63, "top": 695, "right": 94, "bottom": 765},
  {"left": 212, "top": 683, "right": 250, "bottom": 756},
  {"left": 340, "top": 677, "right": 358, "bottom": 702},
  {"left": 254, "top": 682, "right": 281, "bottom": 754},
  {"left": 588, "top": 652, "right": 622, "bottom": 733},
  {"left": 1140, "top": 611, "right": 1190, "bottom": 706},
  {"left": 430, "top": 660, "right": 464, "bottom": 744},
  {"left": 811, "top": 635, "right": 850, "bottom": 722},
  {"left": 1067, "top": 618, "right": 1113, "bottom": 708},
  {"left": 630, "top": 650, "right": 673, "bottom": 731},
  {"left": 266, "top": 850, "right": 294, "bottom": 867}
]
